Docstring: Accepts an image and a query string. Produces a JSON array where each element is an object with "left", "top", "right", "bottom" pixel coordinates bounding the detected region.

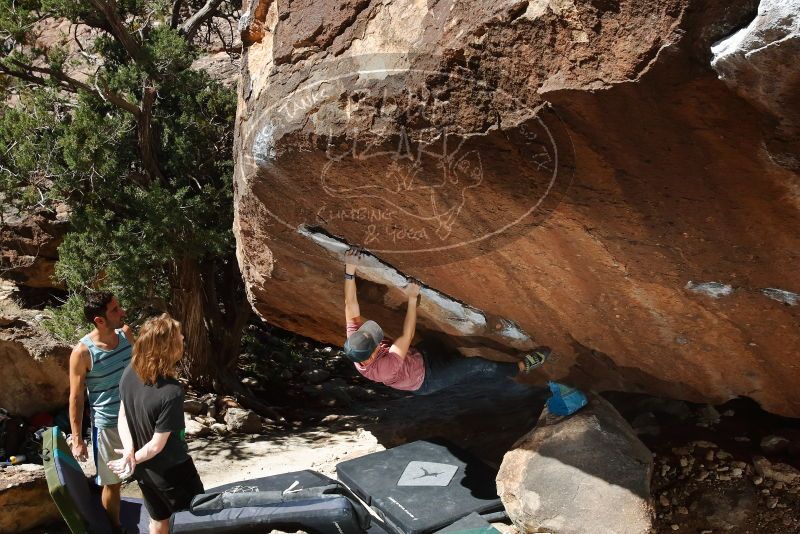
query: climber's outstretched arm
[
  {"left": 390, "top": 282, "right": 421, "bottom": 359},
  {"left": 344, "top": 248, "right": 362, "bottom": 323}
]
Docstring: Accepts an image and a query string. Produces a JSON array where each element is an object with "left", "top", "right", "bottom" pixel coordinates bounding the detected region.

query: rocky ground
[
  {"left": 618, "top": 395, "right": 800, "bottom": 534},
  {"left": 12, "top": 324, "right": 800, "bottom": 533}
]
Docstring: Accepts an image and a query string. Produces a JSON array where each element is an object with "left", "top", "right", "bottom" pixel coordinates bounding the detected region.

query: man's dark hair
[{"left": 83, "top": 291, "right": 114, "bottom": 324}]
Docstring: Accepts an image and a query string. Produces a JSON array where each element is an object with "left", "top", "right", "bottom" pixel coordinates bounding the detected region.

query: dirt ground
[{"left": 128, "top": 423, "right": 384, "bottom": 494}]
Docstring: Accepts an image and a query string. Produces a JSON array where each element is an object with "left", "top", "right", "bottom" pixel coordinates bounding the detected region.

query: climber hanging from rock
[{"left": 341, "top": 247, "right": 551, "bottom": 395}]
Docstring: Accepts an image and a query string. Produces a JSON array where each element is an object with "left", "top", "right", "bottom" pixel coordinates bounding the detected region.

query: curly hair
[
  {"left": 132, "top": 313, "right": 184, "bottom": 385},
  {"left": 84, "top": 291, "right": 114, "bottom": 324}
]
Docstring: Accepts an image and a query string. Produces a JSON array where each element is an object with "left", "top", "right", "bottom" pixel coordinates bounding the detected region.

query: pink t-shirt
[{"left": 346, "top": 318, "right": 425, "bottom": 391}]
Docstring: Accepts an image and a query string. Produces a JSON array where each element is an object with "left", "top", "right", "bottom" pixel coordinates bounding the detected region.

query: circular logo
[{"left": 238, "top": 53, "right": 574, "bottom": 265}]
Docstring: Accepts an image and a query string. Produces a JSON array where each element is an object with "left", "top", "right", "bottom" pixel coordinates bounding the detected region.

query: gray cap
[{"left": 344, "top": 320, "right": 384, "bottom": 362}]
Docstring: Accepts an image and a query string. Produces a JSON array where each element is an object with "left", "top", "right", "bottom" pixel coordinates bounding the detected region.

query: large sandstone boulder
[
  {"left": 496, "top": 394, "right": 653, "bottom": 534},
  {"left": 232, "top": 0, "right": 800, "bottom": 416},
  {"left": 0, "top": 464, "right": 61, "bottom": 532},
  {"left": 0, "top": 290, "right": 71, "bottom": 417}
]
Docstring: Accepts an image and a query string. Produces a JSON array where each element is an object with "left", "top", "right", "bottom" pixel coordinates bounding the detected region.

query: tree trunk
[
  {"left": 169, "top": 255, "right": 250, "bottom": 392},
  {"left": 169, "top": 256, "right": 214, "bottom": 389},
  {"left": 138, "top": 87, "right": 166, "bottom": 185}
]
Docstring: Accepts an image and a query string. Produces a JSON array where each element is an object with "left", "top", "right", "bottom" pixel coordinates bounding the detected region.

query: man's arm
[
  {"left": 68, "top": 344, "right": 90, "bottom": 461},
  {"left": 390, "top": 282, "right": 421, "bottom": 360},
  {"left": 344, "top": 248, "right": 361, "bottom": 322}
]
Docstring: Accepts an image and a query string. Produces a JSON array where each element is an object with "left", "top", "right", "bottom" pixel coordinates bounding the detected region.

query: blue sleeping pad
[{"left": 171, "top": 469, "right": 369, "bottom": 533}]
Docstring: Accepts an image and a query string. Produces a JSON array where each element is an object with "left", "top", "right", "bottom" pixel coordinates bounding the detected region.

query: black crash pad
[{"left": 336, "top": 440, "right": 504, "bottom": 534}]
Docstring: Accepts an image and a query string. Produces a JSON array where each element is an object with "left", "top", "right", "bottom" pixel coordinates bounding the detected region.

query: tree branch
[
  {"left": 94, "top": 77, "right": 142, "bottom": 116},
  {"left": 4, "top": 59, "right": 142, "bottom": 116},
  {"left": 0, "top": 64, "right": 63, "bottom": 90},
  {"left": 180, "top": 0, "right": 226, "bottom": 41},
  {"left": 71, "top": 23, "right": 87, "bottom": 53},
  {"left": 8, "top": 59, "right": 90, "bottom": 91},
  {"left": 4, "top": 59, "right": 165, "bottom": 189},
  {"left": 138, "top": 86, "right": 166, "bottom": 184},
  {"left": 170, "top": 0, "right": 184, "bottom": 29},
  {"left": 85, "top": 0, "right": 142, "bottom": 61}
]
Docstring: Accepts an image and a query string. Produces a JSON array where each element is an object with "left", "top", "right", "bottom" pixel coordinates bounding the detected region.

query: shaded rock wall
[{"left": 233, "top": 0, "right": 800, "bottom": 416}]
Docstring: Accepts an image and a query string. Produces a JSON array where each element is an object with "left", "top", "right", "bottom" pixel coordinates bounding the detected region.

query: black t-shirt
[{"left": 119, "top": 365, "right": 189, "bottom": 475}]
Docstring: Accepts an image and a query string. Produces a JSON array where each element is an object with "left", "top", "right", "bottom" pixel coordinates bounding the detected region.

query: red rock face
[
  {"left": 233, "top": 0, "right": 800, "bottom": 416},
  {"left": 0, "top": 209, "right": 68, "bottom": 289}
]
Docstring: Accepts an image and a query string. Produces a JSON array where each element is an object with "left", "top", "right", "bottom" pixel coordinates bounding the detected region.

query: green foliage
[
  {"left": 0, "top": 91, "right": 69, "bottom": 212},
  {"left": 144, "top": 26, "right": 197, "bottom": 75},
  {"left": 0, "top": 0, "right": 239, "bottom": 344},
  {"left": 38, "top": 0, "right": 102, "bottom": 25},
  {"left": 43, "top": 293, "right": 90, "bottom": 342},
  {"left": 239, "top": 329, "right": 310, "bottom": 390},
  {"left": 0, "top": 0, "right": 38, "bottom": 41}
]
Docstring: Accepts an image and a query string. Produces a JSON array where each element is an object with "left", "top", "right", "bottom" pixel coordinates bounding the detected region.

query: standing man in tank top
[{"left": 68, "top": 291, "right": 134, "bottom": 531}]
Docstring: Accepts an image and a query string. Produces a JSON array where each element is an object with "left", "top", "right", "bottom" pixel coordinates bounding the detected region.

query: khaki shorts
[{"left": 93, "top": 426, "right": 123, "bottom": 486}]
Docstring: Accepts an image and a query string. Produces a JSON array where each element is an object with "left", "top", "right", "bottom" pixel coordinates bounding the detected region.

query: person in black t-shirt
[{"left": 108, "top": 313, "right": 203, "bottom": 534}]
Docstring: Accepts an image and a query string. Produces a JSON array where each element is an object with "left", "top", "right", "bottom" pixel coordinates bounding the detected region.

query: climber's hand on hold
[
  {"left": 404, "top": 281, "right": 421, "bottom": 301},
  {"left": 345, "top": 246, "right": 365, "bottom": 275}
]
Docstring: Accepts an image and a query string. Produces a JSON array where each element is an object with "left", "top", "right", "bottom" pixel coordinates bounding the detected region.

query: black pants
[
  {"left": 413, "top": 339, "right": 519, "bottom": 396},
  {"left": 136, "top": 459, "right": 204, "bottom": 521}
]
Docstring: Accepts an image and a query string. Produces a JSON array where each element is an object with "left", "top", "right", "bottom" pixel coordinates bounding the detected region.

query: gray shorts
[{"left": 93, "top": 426, "right": 123, "bottom": 486}]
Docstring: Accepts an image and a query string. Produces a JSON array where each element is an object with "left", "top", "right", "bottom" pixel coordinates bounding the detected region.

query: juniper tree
[{"left": 0, "top": 0, "right": 252, "bottom": 393}]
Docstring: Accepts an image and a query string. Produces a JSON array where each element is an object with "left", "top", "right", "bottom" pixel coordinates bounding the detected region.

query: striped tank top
[{"left": 81, "top": 329, "right": 132, "bottom": 428}]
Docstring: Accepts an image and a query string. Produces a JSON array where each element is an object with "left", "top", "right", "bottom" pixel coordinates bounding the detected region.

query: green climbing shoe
[{"left": 522, "top": 346, "right": 551, "bottom": 373}]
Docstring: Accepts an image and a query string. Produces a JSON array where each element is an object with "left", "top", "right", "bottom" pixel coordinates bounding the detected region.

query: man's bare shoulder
[
  {"left": 71, "top": 339, "right": 89, "bottom": 354},
  {"left": 69, "top": 341, "right": 91, "bottom": 368}
]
